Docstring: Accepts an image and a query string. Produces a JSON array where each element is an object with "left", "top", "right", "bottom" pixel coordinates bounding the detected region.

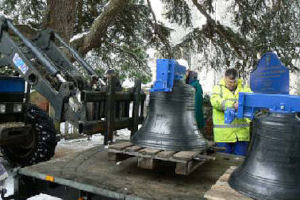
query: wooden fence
[{"left": 79, "top": 76, "right": 146, "bottom": 145}]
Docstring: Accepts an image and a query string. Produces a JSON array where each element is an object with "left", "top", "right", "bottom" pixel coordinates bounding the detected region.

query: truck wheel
[{"left": 1, "top": 104, "right": 57, "bottom": 166}]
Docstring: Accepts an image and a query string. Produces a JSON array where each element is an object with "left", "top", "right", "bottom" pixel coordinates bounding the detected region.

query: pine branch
[
  {"left": 191, "top": 0, "right": 255, "bottom": 61},
  {"left": 71, "top": 0, "right": 130, "bottom": 56},
  {"left": 147, "top": 0, "right": 173, "bottom": 58}
]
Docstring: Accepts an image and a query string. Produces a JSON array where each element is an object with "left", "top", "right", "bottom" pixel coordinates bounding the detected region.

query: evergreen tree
[
  {"left": 0, "top": 0, "right": 171, "bottom": 83},
  {"left": 164, "top": 0, "right": 300, "bottom": 74},
  {"left": 0, "top": 0, "right": 299, "bottom": 80}
]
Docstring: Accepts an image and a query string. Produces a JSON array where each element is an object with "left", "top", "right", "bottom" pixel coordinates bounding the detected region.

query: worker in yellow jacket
[{"left": 210, "top": 68, "right": 251, "bottom": 156}]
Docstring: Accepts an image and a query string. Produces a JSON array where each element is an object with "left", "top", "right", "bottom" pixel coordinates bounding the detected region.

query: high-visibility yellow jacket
[{"left": 210, "top": 78, "right": 252, "bottom": 142}]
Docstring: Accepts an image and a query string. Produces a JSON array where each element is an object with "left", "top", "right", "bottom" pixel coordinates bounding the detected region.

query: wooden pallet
[
  {"left": 108, "top": 141, "right": 215, "bottom": 175},
  {"left": 204, "top": 166, "right": 253, "bottom": 200}
]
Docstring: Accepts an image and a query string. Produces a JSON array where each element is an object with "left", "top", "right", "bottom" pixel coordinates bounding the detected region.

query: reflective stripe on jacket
[{"left": 210, "top": 78, "right": 252, "bottom": 142}]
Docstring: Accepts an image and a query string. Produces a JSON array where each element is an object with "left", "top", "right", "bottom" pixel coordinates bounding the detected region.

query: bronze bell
[
  {"left": 229, "top": 113, "right": 300, "bottom": 200},
  {"left": 131, "top": 80, "right": 207, "bottom": 151}
]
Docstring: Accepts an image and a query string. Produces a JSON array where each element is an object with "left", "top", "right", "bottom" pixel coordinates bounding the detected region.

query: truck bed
[{"left": 17, "top": 145, "right": 243, "bottom": 200}]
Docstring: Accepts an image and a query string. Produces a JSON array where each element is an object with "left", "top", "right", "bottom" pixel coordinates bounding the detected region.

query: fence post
[
  {"left": 105, "top": 76, "right": 116, "bottom": 145},
  {"left": 131, "top": 79, "right": 141, "bottom": 137}
]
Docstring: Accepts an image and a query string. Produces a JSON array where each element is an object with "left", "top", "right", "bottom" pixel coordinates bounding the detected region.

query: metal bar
[
  {"left": 79, "top": 117, "right": 144, "bottom": 135},
  {"left": 54, "top": 33, "right": 95, "bottom": 76},
  {"left": 7, "top": 20, "right": 59, "bottom": 76},
  {"left": 79, "top": 120, "right": 106, "bottom": 134},
  {"left": 237, "top": 92, "right": 300, "bottom": 119},
  {"left": 54, "top": 33, "right": 105, "bottom": 85}
]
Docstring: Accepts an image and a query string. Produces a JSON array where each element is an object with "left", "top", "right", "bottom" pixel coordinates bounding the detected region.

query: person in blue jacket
[{"left": 186, "top": 70, "right": 205, "bottom": 129}]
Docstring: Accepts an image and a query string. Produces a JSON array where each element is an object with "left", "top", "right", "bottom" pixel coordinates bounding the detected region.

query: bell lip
[
  {"left": 229, "top": 167, "right": 300, "bottom": 200},
  {"left": 131, "top": 140, "right": 208, "bottom": 152},
  {"left": 229, "top": 173, "right": 269, "bottom": 200}
]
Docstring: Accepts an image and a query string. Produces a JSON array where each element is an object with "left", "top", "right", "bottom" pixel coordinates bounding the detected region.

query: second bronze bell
[
  {"left": 131, "top": 80, "right": 207, "bottom": 151},
  {"left": 229, "top": 113, "right": 300, "bottom": 200}
]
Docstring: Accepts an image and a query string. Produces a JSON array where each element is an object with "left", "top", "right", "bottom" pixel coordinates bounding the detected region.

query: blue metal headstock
[
  {"left": 250, "top": 52, "right": 289, "bottom": 94},
  {"left": 150, "top": 59, "right": 186, "bottom": 92}
]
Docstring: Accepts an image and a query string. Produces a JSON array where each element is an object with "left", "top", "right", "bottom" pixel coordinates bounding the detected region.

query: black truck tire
[{"left": 1, "top": 104, "right": 57, "bottom": 166}]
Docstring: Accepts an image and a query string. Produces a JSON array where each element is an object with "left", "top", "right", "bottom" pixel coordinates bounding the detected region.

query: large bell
[
  {"left": 229, "top": 113, "right": 300, "bottom": 200},
  {"left": 131, "top": 80, "right": 207, "bottom": 151}
]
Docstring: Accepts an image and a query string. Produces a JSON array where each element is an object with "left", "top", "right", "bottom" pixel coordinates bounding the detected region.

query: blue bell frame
[{"left": 225, "top": 52, "right": 300, "bottom": 124}]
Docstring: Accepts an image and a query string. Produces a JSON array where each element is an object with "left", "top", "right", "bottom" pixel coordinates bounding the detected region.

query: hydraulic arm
[
  {"left": 0, "top": 16, "right": 146, "bottom": 166},
  {"left": 0, "top": 16, "right": 98, "bottom": 124}
]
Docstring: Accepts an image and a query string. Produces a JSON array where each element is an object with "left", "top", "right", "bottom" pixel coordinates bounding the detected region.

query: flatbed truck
[{"left": 11, "top": 146, "right": 242, "bottom": 200}]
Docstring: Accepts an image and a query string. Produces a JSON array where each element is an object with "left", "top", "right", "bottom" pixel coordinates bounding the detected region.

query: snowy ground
[{"left": 1, "top": 129, "right": 132, "bottom": 200}]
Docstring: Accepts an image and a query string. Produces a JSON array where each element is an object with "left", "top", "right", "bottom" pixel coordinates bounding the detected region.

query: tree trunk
[
  {"left": 71, "top": 0, "right": 130, "bottom": 56},
  {"left": 44, "top": 0, "right": 77, "bottom": 42}
]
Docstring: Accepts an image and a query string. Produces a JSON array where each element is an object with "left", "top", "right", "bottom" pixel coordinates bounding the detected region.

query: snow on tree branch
[{"left": 71, "top": 0, "right": 130, "bottom": 56}]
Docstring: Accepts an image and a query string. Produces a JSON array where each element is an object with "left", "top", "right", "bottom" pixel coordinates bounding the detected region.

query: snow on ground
[
  {"left": 1, "top": 129, "right": 132, "bottom": 200},
  {"left": 26, "top": 195, "right": 62, "bottom": 200}
]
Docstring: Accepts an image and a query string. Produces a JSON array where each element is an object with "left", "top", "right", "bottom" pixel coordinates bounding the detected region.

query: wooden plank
[
  {"left": 217, "top": 173, "right": 231, "bottom": 183},
  {"left": 156, "top": 150, "right": 176, "bottom": 159},
  {"left": 139, "top": 148, "right": 162, "bottom": 156},
  {"left": 175, "top": 153, "right": 215, "bottom": 175},
  {"left": 204, "top": 188, "right": 252, "bottom": 200},
  {"left": 216, "top": 166, "right": 237, "bottom": 185},
  {"left": 172, "top": 151, "right": 200, "bottom": 161},
  {"left": 204, "top": 166, "right": 253, "bottom": 200},
  {"left": 175, "top": 160, "right": 206, "bottom": 175},
  {"left": 137, "top": 157, "right": 157, "bottom": 170},
  {"left": 109, "top": 142, "right": 133, "bottom": 150},
  {"left": 206, "top": 183, "right": 252, "bottom": 200},
  {"left": 176, "top": 162, "right": 190, "bottom": 175},
  {"left": 124, "top": 145, "right": 143, "bottom": 152},
  {"left": 193, "top": 154, "right": 216, "bottom": 161},
  {"left": 108, "top": 142, "right": 211, "bottom": 175},
  {"left": 226, "top": 166, "right": 237, "bottom": 174}
]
